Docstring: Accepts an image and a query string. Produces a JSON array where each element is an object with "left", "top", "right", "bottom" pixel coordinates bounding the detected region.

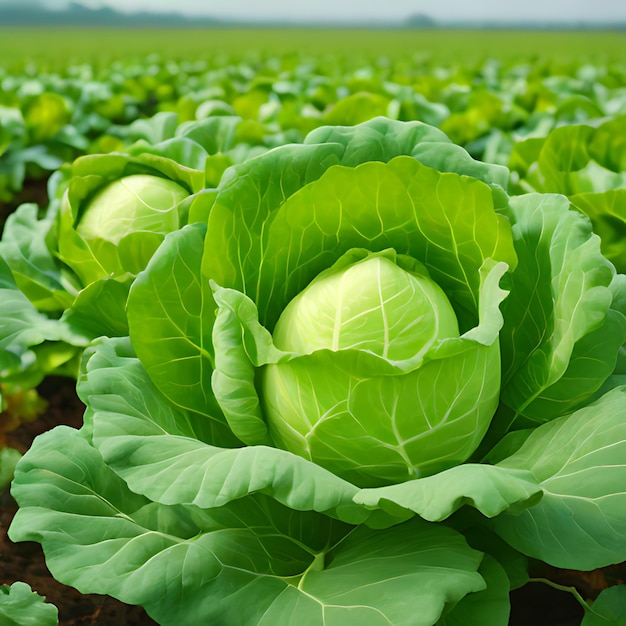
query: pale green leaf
[
  {"left": 0, "top": 582, "right": 58, "bottom": 626},
  {"left": 202, "top": 141, "right": 345, "bottom": 298},
  {"left": 322, "top": 92, "right": 392, "bottom": 126},
  {"left": 571, "top": 189, "right": 626, "bottom": 274},
  {"left": 492, "top": 387, "right": 626, "bottom": 569},
  {"left": 0, "top": 447, "right": 22, "bottom": 490},
  {"left": 10, "top": 426, "right": 484, "bottom": 626},
  {"left": 80, "top": 336, "right": 236, "bottom": 449},
  {"left": 61, "top": 275, "right": 132, "bottom": 340},
  {"left": 0, "top": 257, "right": 83, "bottom": 382},
  {"left": 80, "top": 337, "right": 371, "bottom": 524},
  {"left": 355, "top": 464, "right": 541, "bottom": 521},
  {"left": 98, "top": 437, "right": 371, "bottom": 525},
  {"left": 245, "top": 156, "right": 516, "bottom": 330},
  {"left": 304, "top": 116, "right": 450, "bottom": 166},
  {"left": 127, "top": 223, "right": 222, "bottom": 418},
  {"left": 500, "top": 193, "right": 625, "bottom": 422},
  {"left": 0, "top": 203, "right": 77, "bottom": 311}
]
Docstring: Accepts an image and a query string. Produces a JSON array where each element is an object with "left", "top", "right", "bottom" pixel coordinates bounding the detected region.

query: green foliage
[
  {"left": 582, "top": 585, "right": 626, "bottom": 626},
  {"left": 493, "top": 387, "right": 626, "bottom": 569},
  {"left": 512, "top": 117, "right": 626, "bottom": 273},
  {"left": 0, "top": 582, "right": 58, "bottom": 626},
  {"left": 2, "top": 37, "right": 626, "bottom": 625}
]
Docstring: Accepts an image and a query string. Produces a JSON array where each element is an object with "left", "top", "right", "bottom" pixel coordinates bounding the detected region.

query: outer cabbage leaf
[
  {"left": 304, "top": 116, "right": 451, "bottom": 166},
  {"left": 209, "top": 155, "right": 516, "bottom": 331},
  {"left": 0, "top": 256, "right": 84, "bottom": 386},
  {"left": 492, "top": 386, "right": 626, "bottom": 570},
  {"left": 412, "top": 142, "right": 509, "bottom": 208},
  {"left": 499, "top": 193, "right": 626, "bottom": 422},
  {"left": 60, "top": 274, "right": 133, "bottom": 339},
  {"left": 353, "top": 463, "right": 541, "bottom": 522},
  {"left": 322, "top": 92, "right": 393, "bottom": 126},
  {"left": 306, "top": 115, "right": 508, "bottom": 194},
  {"left": 0, "top": 446, "right": 22, "bottom": 490},
  {"left": 23, "top": 92, "right": 70, "bottom": 143},
  {"left": 253, "top": 521, "right": 485, "bottom": 626},
  {"left": 571, "top": 189, "right": 626, "bottom": 273},
  {"left": 520, "top": 119, "right": 626, "bottom": 196},
  {"left": 0, "top": 203, "right": 77, "bottom": 312},
  {"left": 127, "top": 222, "right": 222, "bottom": 418},
  {"left": 128, "top": 136, "right": 210, "bottom": 174},
  {"left": 176, "top": 115, "right": 241, "bottom": 155},
  {"left": 9, "top": 426, "right": 486, "bottom": 626},
  {"left": 587, "top": 115, "right": 626, "bottom": 173},
  {"left": 205, "top": 117, "right": 515, "bottom": 329},
  {"left": 121, "top": 111, "right": 179, "bottom": 144},
  {"left": 200, "top": 140, "right": 345, "bottom": 297},
  {"left": 513, "top": 116, "right": 626, "bottom": 275}
]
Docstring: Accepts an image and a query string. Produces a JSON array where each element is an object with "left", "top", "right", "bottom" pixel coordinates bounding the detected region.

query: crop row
[{"left": 1, "top": 40, "right": 626, "bottom": 626}]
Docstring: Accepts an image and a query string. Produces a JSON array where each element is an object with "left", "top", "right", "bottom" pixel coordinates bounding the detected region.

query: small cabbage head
[
  {"left": 261, "top": 249, "right": 505, "bottom": 487},
  {"left": 58, "top": 174, "right": 189, "bottom": 285},
  {"left": 76, "top": 174, "right": 188, "bottom": 244}
]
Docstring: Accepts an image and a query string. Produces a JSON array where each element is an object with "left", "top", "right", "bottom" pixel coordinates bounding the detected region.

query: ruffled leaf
[
  {"left": 10, "top": 426, "right": 486, "bottom": 626},
  {"left": 492, "top": 387, "right": 626, "bottom": 570}
]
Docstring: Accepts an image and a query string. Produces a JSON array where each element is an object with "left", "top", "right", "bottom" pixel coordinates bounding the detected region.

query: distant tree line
[
  {"left": 0, "top": 1, "right": 220, "bottom": 27},
  {"left": 1, "top": 1, "right": 624, "bottom": 30}
]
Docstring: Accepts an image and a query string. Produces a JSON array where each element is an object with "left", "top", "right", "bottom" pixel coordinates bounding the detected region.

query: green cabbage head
[
  {"left": 262, "top": 248, "right": 503, "bottom": 486},
  {"left": 75, "top": 174, "right": 187, "bottom": 245},
  {"left": 56, "top": 152, "right": 202, "bottom": 286}
]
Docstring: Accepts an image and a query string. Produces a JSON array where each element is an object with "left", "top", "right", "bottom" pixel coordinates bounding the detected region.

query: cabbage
[
  {"left": 262, "top": 249, "right": 501, "bottom": 486},
  {"left": 75, "top": 174, "right": 187, "bottom": 245},
  {"left": 9, "top": 118, "right": 626, "bottom": 626}
]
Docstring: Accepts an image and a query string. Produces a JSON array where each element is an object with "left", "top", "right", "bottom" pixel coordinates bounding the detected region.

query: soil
[
  {"left": 0, "top": 177, "right": 49, "bottom": 233},
  {"left": 2, "top": 378, "right": 624, "bottom": 625},
  {"left": 510, "top": 582, "right": 585, "bottom": 625}
]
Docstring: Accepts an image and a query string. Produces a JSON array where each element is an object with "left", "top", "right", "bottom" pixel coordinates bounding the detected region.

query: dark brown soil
[
  {"left": 510, "top": 581, "right": 585, "bottom": 625},
  {"left": 0, "top": 176, "right": 50, "bottom": 233},
  {"left": 3, "top": 378, "right": 624, "bottom": 625}
]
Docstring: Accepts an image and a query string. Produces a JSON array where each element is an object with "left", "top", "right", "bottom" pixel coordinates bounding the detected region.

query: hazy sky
[{"left": 38, "top": 0, "right": 626, "bottom": 22}]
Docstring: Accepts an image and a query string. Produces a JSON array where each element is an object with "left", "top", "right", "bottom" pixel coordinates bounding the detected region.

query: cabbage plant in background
[
  {"left": 0, "top": 138, "right": 208, "bottom": 488},
  {"left": 0, "top": 94, "right": 81, "bottom": 205},
  {"left": 0, "top": 136, "right": 209, "bottom": 370},
  {"left": 0, "top": 108, "right": 326, "bottom": 387},
  {"left": 510, "top": 114, "right": 626, "bottom": 273},
  {"left": 0, "top": 110, "right": 304, "bottom": 490},
  {"left": 8, "top": 117, "right": 626, "bottom": 625}
]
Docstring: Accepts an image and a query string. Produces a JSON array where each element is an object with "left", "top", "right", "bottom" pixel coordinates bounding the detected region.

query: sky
[{"left": 31, "top": 0, "right": 626, "bottom": 22}]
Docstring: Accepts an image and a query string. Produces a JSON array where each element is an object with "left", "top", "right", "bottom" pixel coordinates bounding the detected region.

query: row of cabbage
[
  {"left": 2, "top": 52, "right": 626, "bottom": 206},
  {"left": 1, "top": 52, "right": 626, "bottom": 625}
]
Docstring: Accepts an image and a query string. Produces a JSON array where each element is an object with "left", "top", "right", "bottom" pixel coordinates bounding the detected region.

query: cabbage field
[{"left": 1, "top": 27, "right": 626, "bottom": 626}]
